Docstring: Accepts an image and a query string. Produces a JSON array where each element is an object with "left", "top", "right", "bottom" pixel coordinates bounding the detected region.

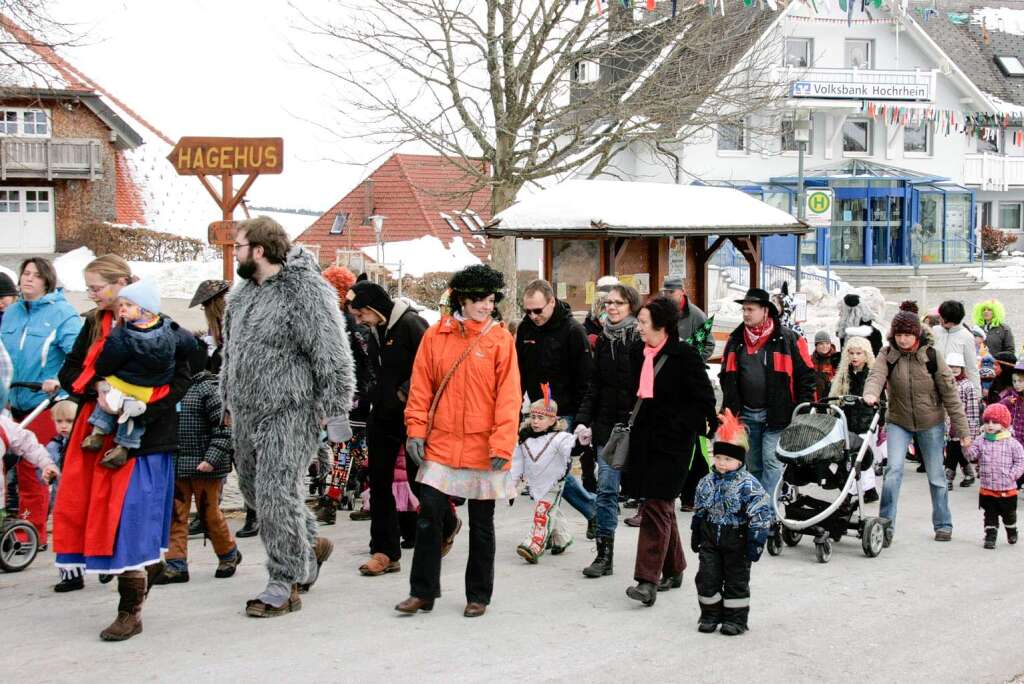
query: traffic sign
[{"left": 805, "top": 189, "right": 833, "bottom": 227}]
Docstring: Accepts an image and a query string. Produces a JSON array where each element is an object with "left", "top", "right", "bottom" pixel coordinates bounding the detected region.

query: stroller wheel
[
  {"left": 0, "top": 519, "right": 39, "bottom": 572},
  {"left": 766, "top": 533, "right": 782, "bottom": 557},
  {"left": 861, "top": 518, "right": 885, "bottom": 558},
  {"left": 782, "top": 527, "right": 803, "bottom": 547},
  {"left": 814, "top": 540, "right": 832, "bottom": 564}
]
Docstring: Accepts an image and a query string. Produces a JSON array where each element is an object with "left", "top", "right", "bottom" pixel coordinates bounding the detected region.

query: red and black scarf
[{"left": 743, "top": 317, "right": 775, "bottom": 355}]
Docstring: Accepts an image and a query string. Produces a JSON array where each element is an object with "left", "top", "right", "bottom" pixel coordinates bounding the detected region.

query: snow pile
[
  {"left": 962, "top": 256, "right": 1024, "bottom": 290},
  {"left": 973, "top": 8, "right": 1024, "bottom": 36},
  {"left": 363, "top": 235, "right": 481, "bottom": 277},
  {"left": 55, "top": 247, "right": 222, "bottom": 299}
]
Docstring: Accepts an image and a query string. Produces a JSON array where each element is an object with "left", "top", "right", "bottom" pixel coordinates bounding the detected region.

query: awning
[{"left": 485, "top": 180, "right": 807, "bottom": 237}]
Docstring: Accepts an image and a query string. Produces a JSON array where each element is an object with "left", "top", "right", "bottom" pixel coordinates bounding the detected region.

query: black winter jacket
[
  {"left": 575, "top": 323, "right": 642, "bottom": 446},
  {"left": 367, "top": 300, "right": 428, "bottom": 425},
  {"left": 841, "top": 366, "right": 876, "bottom": 434},
  {"left": 59, "top": 312, "right": 192, "bottom": 457},
  {"left": 623, "top": 336, "right": 718, "bottom": 500},
  {"left": 720, "top": 318, "right": 816, "bottom": 430},
  {"left": 515, "top": 299, "right": 593, "bottom": 417},
  {"left": 346, "top": 310, "right": 373, "bottom": 422},
  {"left": 94, "top": 316, "right": 193, "bottom": 387},
  {"left": 175, "top": 371, "right": 232, "bottom": 479}
]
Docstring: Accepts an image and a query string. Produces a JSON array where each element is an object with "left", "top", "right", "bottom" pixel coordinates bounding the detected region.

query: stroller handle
[{"left": 9, "top": 381, "right": 43, "bottom": 391}]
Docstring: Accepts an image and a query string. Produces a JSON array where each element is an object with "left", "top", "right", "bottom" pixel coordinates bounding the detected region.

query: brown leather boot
[
  {"left": 100, "top": 446, "right": 130, "bottom": 469},
  {"left": 100, "top": 575, "right": 146, "bottom": 641},
  {"left": 81, "top": 430, "right": 106, "bottom": 452}
]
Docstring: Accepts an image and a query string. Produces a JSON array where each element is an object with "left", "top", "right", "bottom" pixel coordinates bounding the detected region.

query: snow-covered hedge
[{"left": 71, "top": 222, "right": 207, "bottom": 263}]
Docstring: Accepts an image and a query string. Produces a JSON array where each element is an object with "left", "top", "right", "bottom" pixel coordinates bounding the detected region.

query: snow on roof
[
  {"left": 489, "top": 180, "right": 804, "bottom": 235},
  {"left": 361, "top": 235, "right": 481, "bottom": 277},
  {"left": 972, "top": 7, "right": 1024, "bottom": 36},
  {"left": 619, "top": 26, "right": 689, "bottom": 104},
  {"left": 0, "top": 14, "right": 92, "bottom": 91}
]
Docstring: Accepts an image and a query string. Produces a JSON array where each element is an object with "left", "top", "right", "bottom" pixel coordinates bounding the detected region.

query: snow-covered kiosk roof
[{"left": 486, "top": 180, "right": 806, "bottom": 237}]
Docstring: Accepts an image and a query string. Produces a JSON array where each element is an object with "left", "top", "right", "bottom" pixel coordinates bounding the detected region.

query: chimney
[{"left": 362, "top": 180, "right": 374, "bottom": 225}]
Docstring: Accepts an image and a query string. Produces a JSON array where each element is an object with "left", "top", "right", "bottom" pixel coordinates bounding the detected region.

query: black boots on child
[{"left": 582, "top": 536, "right": 613, "bottom": 577}]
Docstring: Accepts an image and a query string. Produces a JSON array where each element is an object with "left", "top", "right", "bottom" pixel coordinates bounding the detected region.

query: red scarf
[
  {"left": 71, "top": 311, "right": 113, "bottom": 395},
  {"left": 743, "top": 317, "right": 775, "bottom": 355}
]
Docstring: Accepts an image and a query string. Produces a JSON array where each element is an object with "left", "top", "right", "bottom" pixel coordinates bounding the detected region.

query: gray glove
[
  {"left": 490, "top": 456, "right": 508, "bottom": 471},
  {"left": 406, "top": 437, "right": 425, "bottom": 466},
  {"left": 325, "top": 415, "right": 352, "bottom": 443}
]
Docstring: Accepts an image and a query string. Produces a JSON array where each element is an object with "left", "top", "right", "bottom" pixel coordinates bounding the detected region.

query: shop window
[
  {"left": 784, "top": 38, "right": 812, "bottom": 68},
  {"left": 717, "top": 122, "right": 746, "bottom": 154},
  {"left": 842, "top": 119, "right": 872, "bottom": 156},
  {"left": 999, "top": 202, "right": 1023, "bottom": 231},
  {"left": 781, "top": 117, "right": 813, "bottom": 154},
  {"left": 903, "top": 121, "right": 931, "bottom": 156}
]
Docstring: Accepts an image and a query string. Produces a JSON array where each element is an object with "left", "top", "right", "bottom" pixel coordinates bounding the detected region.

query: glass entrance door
[
  {"left": 871, "top": 195, "right": 904, "bottom": 264},
  {"left": 831, "top": 197, "right": 866, "bottom": 264}
]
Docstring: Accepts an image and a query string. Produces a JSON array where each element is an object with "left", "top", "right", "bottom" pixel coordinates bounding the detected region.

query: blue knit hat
[{"left": 118, "top": 279, "right": 161, "bottom": 315}]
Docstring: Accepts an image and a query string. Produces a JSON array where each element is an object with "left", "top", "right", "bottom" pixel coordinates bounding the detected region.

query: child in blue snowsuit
[{"left": 691, "top": 409, "right": 774, "bottom": 636}]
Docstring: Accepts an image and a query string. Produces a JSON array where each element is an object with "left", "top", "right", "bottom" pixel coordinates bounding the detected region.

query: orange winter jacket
[{"left": 405, "top": 315, "right": 520, "bottom": 470}]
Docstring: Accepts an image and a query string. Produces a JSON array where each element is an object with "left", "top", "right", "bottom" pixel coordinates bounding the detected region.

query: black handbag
[{"left": 604, "top": 356, "right": 667, "bottom": 471}]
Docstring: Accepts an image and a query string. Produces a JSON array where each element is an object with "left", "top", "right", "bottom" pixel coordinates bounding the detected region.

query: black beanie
[
  {"left": 0, "top": 272, "right": 17, "bottom": 298},
  {"left": 347, "top": 281, "right": 394, "bottom": 320},
  {"left": 843, "top": 293, "right": 860, "bottom": 308}
]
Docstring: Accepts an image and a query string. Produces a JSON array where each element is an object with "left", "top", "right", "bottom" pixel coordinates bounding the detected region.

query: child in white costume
[{"left": 511, "top": 390, "right": 579, "bottom": 563}]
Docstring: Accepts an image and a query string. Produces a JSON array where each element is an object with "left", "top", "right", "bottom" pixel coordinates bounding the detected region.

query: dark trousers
[
  {"left": 633, "top": 499, "right": 686, "bottom": 583},
  {"left": 980, "top": 493, "right": 1018, "bottom": 530},
  {"left": 366, "top": 418, "right": 417, "bottom": 561},
  {"left": 680, "top": 446, "right": 709, "bottom": 507},
  {"left": 695, "top": 523, "right": 751, "bottom": 628},
  {"left": 410, "top": 484, "right": 494, "bottom": 604},
  {"left": 579, "top": 445, "right": 597, "bottom": 494},
  {"left": 943, "top": 440, "right": 972, "bottom": 478}
]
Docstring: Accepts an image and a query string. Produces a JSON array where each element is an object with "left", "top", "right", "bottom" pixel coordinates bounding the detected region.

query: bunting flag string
[{"left": 861, "top": 102, "right": 1024, "bottom": 141}]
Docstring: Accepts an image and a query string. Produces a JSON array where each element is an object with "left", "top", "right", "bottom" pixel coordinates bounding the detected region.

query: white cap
[{"left": 945, "top": 352, "right": 965, "bottom": 368}]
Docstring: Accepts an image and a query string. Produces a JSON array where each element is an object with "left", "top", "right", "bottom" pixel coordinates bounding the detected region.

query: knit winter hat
[
  {"left": 346, "top": 281, "right": 394, "bottom": 321},
  {"left": 712, "top": 409, "right": 748, "bottom": 463},
  {"left": 983, "top": 403, "right": 1012, "bottom": 429},
  {"left": 0, "top": 272, "right": 17, "bottom": 298},
  {"left": 118, "top": 279, "right": 161, "bottom": 315},
  {"left": 945, "top": 352, "right": 966, "bottom": 369},
  {"left": 814, "top": 330, "right": 832, "bottom": 345},
  {"left": 596, "top": 275, "right": 619, "bottom": 293},
  {"left": 889, "top": 300, "right": 921, "bottom": 338}
]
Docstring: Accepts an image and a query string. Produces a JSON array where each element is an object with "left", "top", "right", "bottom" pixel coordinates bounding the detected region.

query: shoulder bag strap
[
  {"left": 425, "top": 319, "right": 496, "bottom": 439},
  {"left": 625, "top": 355, "right": 669, "bottom": 428}
]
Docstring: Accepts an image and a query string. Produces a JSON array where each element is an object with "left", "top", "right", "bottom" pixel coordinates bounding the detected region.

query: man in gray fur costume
[{"left": 221, "top": 217, "right": 355, "bottom": 617}]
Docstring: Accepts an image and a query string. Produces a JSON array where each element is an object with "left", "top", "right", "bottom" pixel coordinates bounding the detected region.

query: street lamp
[
  {"left": 793, "top": 108, "right": 811, "bottom": 292},
  {"left": 368, "top": 214, "right": 386, "bottom": 273}
]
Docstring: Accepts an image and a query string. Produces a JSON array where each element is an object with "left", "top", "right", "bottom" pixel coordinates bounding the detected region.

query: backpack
[{"left": 886, "top": 346, "right": 938, "bottom": 378}]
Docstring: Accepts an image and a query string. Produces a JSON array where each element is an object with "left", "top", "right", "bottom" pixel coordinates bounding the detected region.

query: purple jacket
[
  {"left": 966, "top": 433, "right": 1024, "bottom": 492},
  {"left": 998, "top": 388, "right": 1024, "bottom": 444}
]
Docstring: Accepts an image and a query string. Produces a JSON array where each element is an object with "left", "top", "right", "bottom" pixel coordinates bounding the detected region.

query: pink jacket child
[
  {"left": 998, "top": 363, "right": 1024, "bottom": 443},
  {"left": 360, "top": 448, "right": 419, "bottom": 513},
  {"left": 967, "top": 406, "right": 1024, "bottom": 493},
  {"left": 1, "top": 414, "right": 59, "bottom": 508}
]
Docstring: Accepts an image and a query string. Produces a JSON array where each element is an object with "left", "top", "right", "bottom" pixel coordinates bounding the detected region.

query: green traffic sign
[{"left": 808, "top": 191, "right": 831, "bottom": 215}]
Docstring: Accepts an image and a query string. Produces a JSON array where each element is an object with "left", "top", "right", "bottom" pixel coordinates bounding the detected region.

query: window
[
  {"left": 995, "top": 56, "right": 1024, "bottom": 78},
  {"left": 842, "top": 119, "right": 872, "bottom": 155},
  {"left": 440, "top": 212, "right": 460, "bottom": 231},
  {"left": 0, "top": 111, "right": 17, "bottom": 135},
  {"left": 572, "top": 61, "right": 598, "bottom": 85},
  {"left": 329, "top": 212, "right": 348, "bottom": 235},
  {"left": 21, "top": 110, "right": 48, "bottom": 136},
  {"left": 844, "top": 40, "right": 873, "bottom": 69},
  {"left": 0, "top": 190, "right": 18, "bottom": 212},
  {"left": 25, "top": 190, "right": 48, "bottom": 212},
  {"left": 903, "top": 121, "right": 931, "bottom": 155},
  {"left": 465, "top": 210, "right": 486, "bottom": 229},
  {"left": 999, "top": 202, "right": 1023, "bottom": 231},
  {"left": 978, "top": 131, "right": 1000, "bottom": 154},
  {"left": 781, "top": 117, "right": 813, "bottom": 154},
  {"left": 717, "top": 122, "right": 745, "bottom": 153},
  {"left": 784, "top": 38, "right": 812, "bottom": 68}
]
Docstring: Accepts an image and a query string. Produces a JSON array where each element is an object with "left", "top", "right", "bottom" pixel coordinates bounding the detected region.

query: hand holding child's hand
[
  {"left": 41, "top": 465, "right": 59, "bottom": 483},
  {"left": 196, "top": 461, "right": 214, "bottom": 473},
  {"left": 960, "top": 436, "right": 972, "bottom": 449},
  {"left": 574, "top": 424, "right": 592, "bottom": 446}
]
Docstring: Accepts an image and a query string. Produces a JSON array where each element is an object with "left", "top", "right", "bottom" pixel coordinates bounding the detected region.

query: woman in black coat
[{"left": 624, "top": 296, "right": 717, "bottom": 607}]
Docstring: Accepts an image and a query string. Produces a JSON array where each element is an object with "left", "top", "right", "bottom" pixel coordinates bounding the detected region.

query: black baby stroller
[
  {"left": 767, "top": 396, "right": 890, "bottom": 563},
  {"left": 1, "top": 382, "right": 63, "bottom": 572}
]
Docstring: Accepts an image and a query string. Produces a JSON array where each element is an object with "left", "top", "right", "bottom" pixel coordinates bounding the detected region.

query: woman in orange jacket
[{"left": 396, "top": 265, "right": 520, "bottom": 618}]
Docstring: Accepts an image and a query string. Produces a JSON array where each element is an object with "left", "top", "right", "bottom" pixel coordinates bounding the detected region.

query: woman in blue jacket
[{"left": 1, "top": 257, "right": 82, "bottom": 548}]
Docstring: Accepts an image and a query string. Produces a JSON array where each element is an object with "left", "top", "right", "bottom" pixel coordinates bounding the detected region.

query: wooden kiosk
[{"left": 485, "top": 180, "right": 808, "bottom": 313}]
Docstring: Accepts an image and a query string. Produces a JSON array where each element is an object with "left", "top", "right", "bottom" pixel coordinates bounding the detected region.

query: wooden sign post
[{"left": 168, "top": 137, "right": 284, "bottom": 280}]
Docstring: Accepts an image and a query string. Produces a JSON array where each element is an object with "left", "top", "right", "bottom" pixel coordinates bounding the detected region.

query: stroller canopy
[{"left": 777, "top": 413, "right": 847, "bottom": 465}]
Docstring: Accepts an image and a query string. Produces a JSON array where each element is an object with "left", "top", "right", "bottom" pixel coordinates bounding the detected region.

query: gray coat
[{"left": 676, "top": 299, "right": 714, "bottom": 361}]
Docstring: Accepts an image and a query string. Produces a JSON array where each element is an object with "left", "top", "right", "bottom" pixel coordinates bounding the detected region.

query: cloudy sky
[{"left": 49, "top": 0, "right": 389, "bottom": 211}]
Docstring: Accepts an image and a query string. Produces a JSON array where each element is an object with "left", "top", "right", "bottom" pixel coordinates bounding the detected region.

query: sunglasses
[{"left": 522, "top": 307, "right": 546, "bottom": 316}]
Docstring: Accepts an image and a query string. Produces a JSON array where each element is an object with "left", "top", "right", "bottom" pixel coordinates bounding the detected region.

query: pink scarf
[{"left": 637, "top": 337, "right": 667, "bottom": 399}]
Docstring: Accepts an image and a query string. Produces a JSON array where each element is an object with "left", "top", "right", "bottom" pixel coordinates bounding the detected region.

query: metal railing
[{"left": 962, "top": 153, "right": 1024, "bottom": 192}]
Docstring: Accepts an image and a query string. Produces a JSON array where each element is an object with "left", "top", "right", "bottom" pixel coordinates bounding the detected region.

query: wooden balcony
[
  {"left": 963, "top": 153, "right": 1024, "bottom": 191},
  {"left": 0, "top": 138, "right": 103, "bottom": 180}
]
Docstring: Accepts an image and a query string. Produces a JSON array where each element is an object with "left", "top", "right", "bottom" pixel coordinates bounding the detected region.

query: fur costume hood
[
  {"left": 973, "top": 300, "right": 1006, "bottom": 329},
  {"left": 221, "top": 245, "right": 355, "bottom": 421}
]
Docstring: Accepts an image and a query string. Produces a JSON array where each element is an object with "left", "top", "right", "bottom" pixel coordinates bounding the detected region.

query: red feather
[{"left": 714, "top": 408, "right": 749, "bottom": 451}]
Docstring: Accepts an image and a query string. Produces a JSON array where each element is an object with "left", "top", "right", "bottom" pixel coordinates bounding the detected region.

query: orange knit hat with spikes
[{"left": 712, "top": 408, "right": 748, "bottom": 463}]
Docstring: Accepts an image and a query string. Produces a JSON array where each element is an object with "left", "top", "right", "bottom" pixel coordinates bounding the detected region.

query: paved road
[{"left": 5, "top": 467, "right": 1021, "bottom": 683}]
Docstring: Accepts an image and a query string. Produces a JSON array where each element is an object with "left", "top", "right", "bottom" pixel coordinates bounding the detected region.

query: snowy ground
[{"left": 5, "top": 470, "right": 1023, "bottom": 683}]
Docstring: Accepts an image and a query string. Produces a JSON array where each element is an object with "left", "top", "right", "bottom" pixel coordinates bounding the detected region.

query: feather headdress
[{"left": 530, "top": 382, "right": 558, "bottom": 417}]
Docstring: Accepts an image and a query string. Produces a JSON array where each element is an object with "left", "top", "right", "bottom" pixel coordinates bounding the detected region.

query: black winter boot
[
  {"left": 984, "top": 527, "right": 997, "bottom": 550},
  {"left": 236, "top": 507, "right": 259, "bottom": 538},
  {"left": 625, "top": 581, "right": 657, "bottom": 606},
  {"left": 582, "top": 536, "right": 614, "bottom": 578},
  {"left": 586, "top": 517, "right": 597, "bottom": 540},
  {"left": 1008, "top": 527, "right": 1018, "bottom": 545}
]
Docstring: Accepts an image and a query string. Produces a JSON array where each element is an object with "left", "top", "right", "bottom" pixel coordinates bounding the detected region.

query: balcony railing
[
  {"left": 0, "top": 138, "right": 103, "bottom": 180},
  {"left": 777, "top": 66, "right": 937, "bottom": 103},
  {"left": 963, "top": 153, "right": 1024, "bottom": 191}
]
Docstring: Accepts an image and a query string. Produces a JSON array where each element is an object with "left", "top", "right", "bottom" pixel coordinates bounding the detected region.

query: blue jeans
[
  {"left": 88, "top": 403, "right": 145, "bottom": 450},
  {"left": 561, "top": 473, "right": 595, "bottom": 521},
  {"left": 595, "top": 446, "right": 621, "bottom": 537},
  {"left": 741, "top": 408, "right": 782, "bottom": 497},
  {"left": 880, "top": 422, "right": 952, "bottom": 533}
]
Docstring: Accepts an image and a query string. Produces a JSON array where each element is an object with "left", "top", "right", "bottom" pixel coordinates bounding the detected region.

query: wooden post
[{"left": 222, "top": 173, "right": 234, "bottom": 281}]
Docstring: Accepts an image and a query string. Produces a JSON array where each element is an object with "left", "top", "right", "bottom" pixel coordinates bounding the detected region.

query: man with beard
[{"left": 221, "top": 217, "right": 355, "bottom": 617}]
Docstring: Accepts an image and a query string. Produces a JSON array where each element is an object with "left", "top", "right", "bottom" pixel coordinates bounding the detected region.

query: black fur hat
[
  {"left": 448, "top": 265, "right": 505, "bottom": 314},
  {"left": 843, "top": 293, "right": 860, "bottom": 308}
]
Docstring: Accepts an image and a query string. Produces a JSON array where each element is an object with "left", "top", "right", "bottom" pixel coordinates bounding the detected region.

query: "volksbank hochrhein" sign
[{"left": 790, "top": 80, "right": 931, "bottom": 101}]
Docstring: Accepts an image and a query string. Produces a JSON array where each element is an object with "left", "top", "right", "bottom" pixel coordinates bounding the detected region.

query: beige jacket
[{"left": 863, "top": 344, "right": 969, "bottom": 435}]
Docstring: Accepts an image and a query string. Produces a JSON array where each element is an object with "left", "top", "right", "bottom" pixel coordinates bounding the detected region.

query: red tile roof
[
  {"left": 296, "top": 153, "right": 492, "bottom": 262},
  {"left": 114, "top": 152, "right": 146, "bottom": 225}
]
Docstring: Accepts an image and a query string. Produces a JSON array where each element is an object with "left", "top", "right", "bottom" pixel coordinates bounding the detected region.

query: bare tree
[
  {"left": 296, "top": 0, "right": 785, "bottom": 315},
  {"left": 0, "top": 1, "right": 85, "bottom": 92}
]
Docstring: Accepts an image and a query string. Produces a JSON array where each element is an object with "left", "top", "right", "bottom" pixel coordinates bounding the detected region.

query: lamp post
[
  {"left": 369, "top": 214, "right": 386, "bottom": 280},
  {"left": 793, "top": 109, "right": 811, "bottom": 292}
]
